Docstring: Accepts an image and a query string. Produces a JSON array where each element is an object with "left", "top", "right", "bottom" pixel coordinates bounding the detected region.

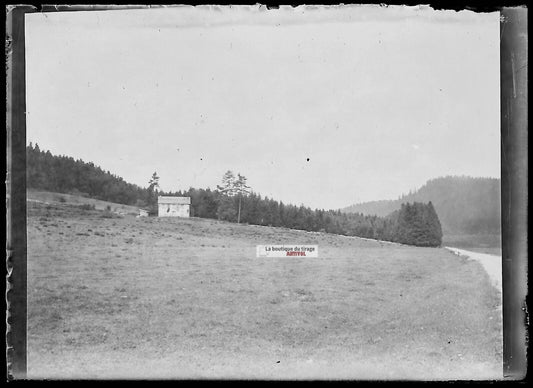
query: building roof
[{"left": 158, "top": 196, "right": 191, "bottom": 205}]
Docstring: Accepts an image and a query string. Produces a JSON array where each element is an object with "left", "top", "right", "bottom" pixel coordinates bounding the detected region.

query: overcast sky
[{"left": 25, "top": 5, "right": 500, "bottom": 210}]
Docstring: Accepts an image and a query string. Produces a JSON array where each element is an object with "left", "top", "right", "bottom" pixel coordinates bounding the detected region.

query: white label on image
[{"left": 256, "top": 245, "right": 318, "bottom": 258}]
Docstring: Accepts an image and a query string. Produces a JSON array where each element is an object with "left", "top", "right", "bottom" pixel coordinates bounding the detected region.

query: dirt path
[{"left": 445, "top": 247, "right": 502, "bottom": 292}]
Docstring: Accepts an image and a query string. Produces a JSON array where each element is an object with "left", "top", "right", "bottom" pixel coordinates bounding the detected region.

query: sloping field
[
  {"left": 26, "top": 200, "right": 502, "bottom": 380},
  {"left": 27, "top": 189, "right": 142, "bottom": 215}
]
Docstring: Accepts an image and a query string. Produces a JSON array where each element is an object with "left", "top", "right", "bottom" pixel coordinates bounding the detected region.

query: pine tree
[
  {"left": 425, "top": 201, "right": 443, "bottom": 246},
  {"left": 147, "top": 171, "right": 160, "bottom": 215},
  {"left": 217, "top": 170, "right": 237, "bottom": 196},
  {"left": 148, "top": 172, "right": 160, "bottom": 192},
  {"left": 216, "top": 171, "right": 251, "bottom": 224},
  {"left": 216, "top": 196, "right": 237, "bottom": 221},
  {"left": 392, "top": 202, "right": 443, "bottom": 247}
]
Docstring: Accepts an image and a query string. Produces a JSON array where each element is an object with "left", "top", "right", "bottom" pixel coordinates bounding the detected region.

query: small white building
[{"left": 158, "top": 196, "right": 191, "bottom": 217}]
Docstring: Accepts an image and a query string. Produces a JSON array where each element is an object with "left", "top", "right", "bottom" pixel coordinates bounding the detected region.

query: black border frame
[{"left": 5, "top": 4, "right": 528, "bottom": 380}]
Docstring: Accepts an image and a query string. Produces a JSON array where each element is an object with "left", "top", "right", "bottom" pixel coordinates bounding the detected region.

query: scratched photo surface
[{"left": 25, "top": 5, "right": 502, "bottom": 379}]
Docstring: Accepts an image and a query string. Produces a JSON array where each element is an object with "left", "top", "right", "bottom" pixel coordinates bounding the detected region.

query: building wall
[{"left": 158, "top": 203, "right": 190, "bottom": 217}]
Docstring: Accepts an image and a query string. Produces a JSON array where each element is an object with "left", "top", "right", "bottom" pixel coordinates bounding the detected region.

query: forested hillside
[
  {"left": 343, "top": 176, "right": 501, "bottom": 236},
  {"left": 26, "top": 144, "right": 443, "bottom": 247},
  {"left": 27, "top": 143, "right": 153, "bottom": 207}
]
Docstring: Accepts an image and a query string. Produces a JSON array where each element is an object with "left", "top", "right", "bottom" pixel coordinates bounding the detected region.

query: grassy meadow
[{"left": 27, "top": 196, "right": 502, "bottom": 380}]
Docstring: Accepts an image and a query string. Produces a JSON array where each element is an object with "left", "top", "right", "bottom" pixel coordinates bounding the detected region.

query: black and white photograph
[{"left": 6, "top": 4, "right": 527, "bottom": 380}]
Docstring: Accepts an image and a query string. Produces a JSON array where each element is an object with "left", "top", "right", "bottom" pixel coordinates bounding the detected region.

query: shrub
[
  {"left": 101, "top": 210, "right": 121, "bottom": 219},
  {"left": 78, "top": 203, "right": 95, "bottom": 211}
]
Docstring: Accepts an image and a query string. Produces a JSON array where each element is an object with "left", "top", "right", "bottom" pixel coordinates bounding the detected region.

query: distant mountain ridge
[{"left": 342, "top": 176, "right": 501, "bottom": 236}]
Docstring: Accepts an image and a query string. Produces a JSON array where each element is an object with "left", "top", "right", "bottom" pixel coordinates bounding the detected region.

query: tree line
[
  {"left": 26, "top": 144, "right": 442, "bottom": 247},
  {"left": 343, "top": 175, "right": 500, "bottom": 236},
  {"left": 169, "top": 171, "right": 442, "bottom": 247},
  {"left": 27, "top": 143, "right": 152, "bottom": 206}
]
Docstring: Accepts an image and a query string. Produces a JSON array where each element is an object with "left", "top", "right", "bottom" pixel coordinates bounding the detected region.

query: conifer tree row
[{"left": 26, "top": 144, "right": 442, "bottom": 247}]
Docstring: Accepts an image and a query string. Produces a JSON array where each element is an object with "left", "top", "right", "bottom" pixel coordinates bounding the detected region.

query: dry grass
[
  {"left": 27, "top": 200, "right": 502, "bottom": 380},
  {"left": 27, "top": 189, "right": 141, "bottom": 215}
]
